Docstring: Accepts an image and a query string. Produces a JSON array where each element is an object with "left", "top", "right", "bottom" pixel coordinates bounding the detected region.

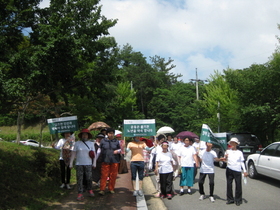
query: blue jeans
[{"left": 130, "top": 161, "right": 145, "bottom": 180}]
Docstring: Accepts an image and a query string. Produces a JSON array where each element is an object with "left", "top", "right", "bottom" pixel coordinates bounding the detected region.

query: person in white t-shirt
[
  {"left": 70, "top": 129, "right": 96, "bottom": 201},
  {"left": 170, "top": 137, "right": 182, "bottom": 180},
  {"left": 92, "top": 133, "right": 105, "bottom": 187},
  {"left": 178, "top": 137, "right": 199, "bottom": 195},
  {"left": 193, "top": 137, "right": 207, "bottom": 154},
  {"left": 170, "top": 137, "right": 183, "bottom": 156},
  {"left": 150, "top": 134, "right": 165, "bottom": 197},
  {"left": 198, "top": 141, "right": 223, "bottom": 203},
  {"left": 193, "top": 137, "right": 207, "bottom": 180},
  {"left": 54, "top": 132, "right": 75, "bottom": 190},
  {"left": 155, "top": 141, "right": 175, "bottom": 199},
  {"left": 224, "top": 138, "right": 248, "bottom": 206},
  {"left": 166, "top": 134, "right": 173, "bottom": 148}
]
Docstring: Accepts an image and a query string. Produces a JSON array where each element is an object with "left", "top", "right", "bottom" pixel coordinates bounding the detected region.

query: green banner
[
  {"left": 123, "top": 119, "right": 156, "bottom": 137},
  {"left": 200, "top": 124, "right": 227, "bottom": 150},
  {"left": 47, "top": 116, "right": 78, "bottom": 135}
]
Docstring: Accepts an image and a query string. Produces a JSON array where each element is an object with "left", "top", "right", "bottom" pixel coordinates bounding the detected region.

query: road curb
[{"left": 142, "top": 174, "right": 167, "bottom": 210}]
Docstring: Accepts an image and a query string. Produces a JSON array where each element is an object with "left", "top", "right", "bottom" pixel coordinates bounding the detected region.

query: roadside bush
[
  {"left": 0, "top": 115, "right": 16, "bottom": 126},
  {"left": 0, "top": 142, "right": 66, "bottom": 209}
]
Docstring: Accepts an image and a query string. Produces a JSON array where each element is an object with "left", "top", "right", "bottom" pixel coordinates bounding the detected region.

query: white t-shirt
[
  {"left": 151, "top": 145, "right": 163, "bottom": 155},
  {"left": 167, "top": 141, "right": 173, "bottom": 148},
  {"left": 156, "top": 151, "right": 173, "bottom": 174},
  {"left": 94, "top": 141, "right": 101, "bottom": 160},
  {"left": 225, "top": 149, "right": 245, "bottom": 172},
  {"left": 193, "top": 141, "right": 207, "bottom": 153},
  {"left": 55, "top": 138, "right": 75, "bottom": 160},
  {"left": 170, "top": 142, "right": 183, "bottom": 156},
  {"left": 178, "top": 145, "right": 197, "bottom": 167},
  {"left": 72, "top": 140, "right": 96, "bottom": 166},
  {"left": 200, "top": 150, "right": 217, "bottom": 173}
]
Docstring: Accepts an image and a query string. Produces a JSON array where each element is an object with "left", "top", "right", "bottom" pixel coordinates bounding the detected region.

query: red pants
[{"left": 100, "top": 162, "right": 119, "bottom": 191}]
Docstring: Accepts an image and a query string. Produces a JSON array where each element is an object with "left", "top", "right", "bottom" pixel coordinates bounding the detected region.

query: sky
[{"left": 40, "top": 0, "right": 280, "bottom": 82}]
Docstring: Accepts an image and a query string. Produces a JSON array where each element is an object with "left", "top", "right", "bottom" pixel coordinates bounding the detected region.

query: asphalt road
[{"left": 150, "top": 166, "right": 280, "bottom": 210}]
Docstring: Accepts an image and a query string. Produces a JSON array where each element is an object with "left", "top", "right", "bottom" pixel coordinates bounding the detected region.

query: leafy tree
[
  {"left": 148, "top": 82, "right": 204, "bottom": 134},
  {"left": 225, "top": 62, "right": 280, "bottom": 143},
  {"left": 116, "top": 44, "right": 179, "bottom": 118},
  {"left": 202, "top": 70, "right": 240, "bottom": 133},
  {"left": 105, "top": 81, "right": 141, "bottom": 128},
  {"left": 0, "top": 0, "right": 118, "bottom": 140}
]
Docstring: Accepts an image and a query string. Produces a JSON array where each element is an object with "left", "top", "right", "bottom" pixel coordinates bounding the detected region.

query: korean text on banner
[
  {"left": 123, "top": 119, "right": 156, "bottom": 137},
  {"left": 200, "top": 124, "right": 227, "bottom": 150},
  {"left": 47, "top": 116, "right": 78, "bottom": 134}
]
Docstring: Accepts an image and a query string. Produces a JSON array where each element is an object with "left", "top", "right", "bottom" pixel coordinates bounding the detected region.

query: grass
[
  {"left": 0, "top": 125, "right": 58, "bottom": 146},
  {"left": 0, "top": 141, "right": 76, "bottom": 210}
]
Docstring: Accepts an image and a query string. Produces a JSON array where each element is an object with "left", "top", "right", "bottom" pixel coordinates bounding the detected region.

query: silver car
[{"left": 246, "top": 142, "right": 280, "bottom": 181}]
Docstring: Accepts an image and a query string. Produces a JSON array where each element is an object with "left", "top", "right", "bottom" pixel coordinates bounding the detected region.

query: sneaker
[
  {"left": 199, "top": 195, "right": 206, "bottom": 201},
  {"left": 77, "top": 194, "right": 84, "bottom": 201},
  {"left": 209, "top": 196, "right": 215, "bottom": 203},
  {"left": 66, "top": 184, "right": 71, "bottom": 190},
  {"left": 160, "top": 194, "right": 165, "bottom": 199},
  {"left": 167, "top": 194, "right": 172, "bottom": 200},
  {"left": 88, "top": 190, "right": 95, "bottom": 197},
  {"left": 110, "top": 190, "right": 115, "bottom": 194},
  {"left": 138, "top": 190, "right": 144, "bottom": 196},
  {"left": 155, "top": 192, "right": 160, "bottom": 197},
  {"left": 99, "top": 190, "right": 105, "bottom": 196},
  {"left": 60, "top": 183, "right": 65, "bottom": 188},
  {"left": 133, "top": 190, "right": 138, "bottom": 196}
]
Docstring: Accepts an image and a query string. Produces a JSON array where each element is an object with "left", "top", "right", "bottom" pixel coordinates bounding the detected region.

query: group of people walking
[
  {"left": 150, "top": 134, "right": 248, "bottom": 206},
  {"left": 55, "top": 129, "right": 248, "bottom": 206},
  {"left": 55, "top": 128, "right": 122, "bottom": 200}
]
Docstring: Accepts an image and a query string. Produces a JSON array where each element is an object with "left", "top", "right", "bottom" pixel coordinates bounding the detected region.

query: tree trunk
[
  {"left": 39, "top": 120, "right": 46, "bottom": 148},
  {"left": 16, "top": 102, "right": 29, "bottom": 143},
  {"left": 16, "top": 111, "right": 22, "bottom": 143}
]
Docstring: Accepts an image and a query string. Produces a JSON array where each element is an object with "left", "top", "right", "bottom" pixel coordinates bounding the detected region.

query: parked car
[
  {"left": 246, "top": 142, "right": 280, "bottom": 181},
  {"left": 212, "top": 132, "right": 262, "bottom": 168},
  {"left": 20, "top": 139, "right": 44, "bottom": 147}
]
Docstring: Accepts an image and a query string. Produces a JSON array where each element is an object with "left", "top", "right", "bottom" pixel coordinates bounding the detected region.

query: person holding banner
[
  {"left": 54, "top": 132, "right": 75, "bottom": 190},
  {"left": 69, "top": 129, "right": 96, "bottom": 201},
  {"left": 126, "top": 136, "right": 154, "bottom": 197},
  {"left": 178, "top": 137, "right": 199, "bottom": 195},
  {"left": 198, "top": 141, "right": 223, "bottom": 203},
  {"left": 224, "top": 138, "right": 248, "bottom": 206}
]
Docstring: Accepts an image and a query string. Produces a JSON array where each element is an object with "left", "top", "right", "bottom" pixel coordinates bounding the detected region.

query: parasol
[
  {"left": 88, "top": 121, "right": 110, "bottom": 131},
  {"left": 115, "top": 130, "right": 122, "bottom": 136},
  {"left": 157, "top": 126, "right": 175, "bottom": 134},
  {"left": 140, "top": 137, "right": 154, "bottom": 147},
  {"left": 176, "top": 131, "right": 199, "bottom": 140}
]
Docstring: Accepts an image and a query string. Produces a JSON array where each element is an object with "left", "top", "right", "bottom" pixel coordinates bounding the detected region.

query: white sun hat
[{"left": 228, "top": 137, "right": 240, "bottom": 145}]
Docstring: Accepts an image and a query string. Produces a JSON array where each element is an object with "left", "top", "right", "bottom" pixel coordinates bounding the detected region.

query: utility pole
[
  {"left": 190, "top": 68, "right": 207, "bottom": 100},
  {"left": 217, "top": 101, "right": 220, "bottom": 132}
]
